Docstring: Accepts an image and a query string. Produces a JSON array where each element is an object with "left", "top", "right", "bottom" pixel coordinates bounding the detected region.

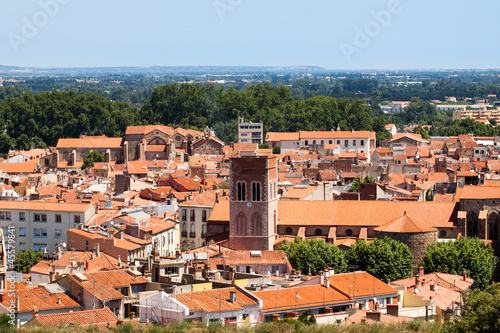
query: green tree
[
  {"left": 13, "top": 248, "right": 43, "bottom": 273},
  {"left": 346, "top": 237, "right": 413, "bottom": 281},
  {"left": 443, "top": 282, "right": 500, "bottom": 333},
  {"left": 81, "top": 150, "right": 105, "bottom": 170},
  {"left": 272, "top": 145, "right": 281, "bottom": 154},
  {"left": 258, "top": 143, "right": 269, "bottom": 149},
  {"left": 0, "top": 313, "right": 14, "bottom": 327},
  {"left": 413, "top": 126, "right": 430, "bottom": 139},
  {"left": 280, "top": 238, "right": 347, "bottom": 275},
  {"left": 14, "top": 133, "right": 31, "bottom": 151},
  {"left": 348, "top": 176, "right": 375, "bottom": 193},
  {"left": 0, "top": 134, "right": 13, "bottom": 155},
  {"left": 422, "top": 237, "right": 497, "bottom": 290}
]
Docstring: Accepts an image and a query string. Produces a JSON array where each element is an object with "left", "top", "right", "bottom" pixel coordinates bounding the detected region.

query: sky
[{"left": 0, "top": 0, "right": 498, "bottom": 70}]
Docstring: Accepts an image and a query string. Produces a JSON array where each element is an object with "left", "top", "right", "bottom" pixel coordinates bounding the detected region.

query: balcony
[
  {"left": 189, "top": 232, "right": 196, "bottom": 238},
  {"left": 181, "top": 231, "right": 188, "bottom": 238},
  {"left": 201, "top": 232, "right": 207, "bottom": 239}
]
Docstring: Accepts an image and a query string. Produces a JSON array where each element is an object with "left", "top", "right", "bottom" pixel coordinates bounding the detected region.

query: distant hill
[{"left": 0, "top": 65, "right": 327, "bottom": 75}]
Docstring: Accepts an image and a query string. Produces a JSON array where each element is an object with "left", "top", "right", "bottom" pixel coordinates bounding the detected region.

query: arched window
[
  {"left": 315, "top": 228, "right": 322, "bottom": 236},
  {"left": 285, "top": 227, "right": 293, "bottom": 235},
  {"left": 149, "top": 138, "right": 166, "bottom": 145},
  {"left": 237, "top": 213, "right": 246, "bottom": 236},
  {"left": 237, "top": 182, "right": 246, "bottom": 201},
  {"left": 252, "top": 182, "right": 261, "bottom": 202},
  {"left": 488, "top": 213, "right": 499, "bottom": 241},
  {"left": 439, "top": 230, "right": 447, "bottom": 238},
  {"left": 346, "top": 229, "right": 353, "bottom": 237},
  {"left": 467, "top": 211, "right": 479, "bottom": 237},
  {"left": 252, "top": 213, "right": 262, "bottom": 236}
]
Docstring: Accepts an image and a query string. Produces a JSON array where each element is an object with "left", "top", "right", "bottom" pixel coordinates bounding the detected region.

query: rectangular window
[
  {"left": 55, "top": 214, "right": 62, "bottom": 223},
  {"left": 202, "top": 210, "right": 207, "bottom": 222},
  {"left": 252, "top": 182, "right": 261, "bottom": 202},
  {"left": 361, "top": 140, "right": 365, "bottom": 146},
  {"left": 41, "top": 214, "right": 47, "bottom": 222},
  {"left": 34, "top": 228, "right": 41, "bottom": 237},
  {"left": 337, "top": 140, "right": 340, "bottom": 145},
  {"left": 34, "top": 213, "right": 41, "bottom": 222},
  {"left": 344, "top": 140, "right": 349, "bottom": 146},
  {"left": 55, "top": 229, "right": 62, "bottom": 239},
  {"left": 329, "top": 140, "right": 332, "bottom": 144},
  {"left": 19, "top": 212, "right": 25, "bottom": 221},
  {"left": 237, "top": 182, "right": 246, "bottom": 201},
  {"left": 353, "top": 140, "right": 356, "bottom": 146},
  {"left": 19, "top": 227, "right": 26, "bottom": 237},
  {"left": 1, "top": 212, "right": 12, "bottom": 220},
  {"left": 305, "top": 140, "right": 308, "bottom": 146},
  {"left": 34, "top": 243, "right": 47, "bottom": 252},
  {"left": 190, "top": 210, "right": 195, "bottom": 222},
  {"left": 0, "top": 212, "right": 4, "bottom": 220},
  {"left": 181, "top": 209, "right": 187, "bottom": 222},
  {"left": 74, "top": 215, "right": 81, "bottom": 223},
  {"left": 19, "top": 243, "right": 26, "bottom": 250}
]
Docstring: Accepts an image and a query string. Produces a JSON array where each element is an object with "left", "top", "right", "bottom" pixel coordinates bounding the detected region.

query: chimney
[
  {"left": 366, "top": 311, "right": 381, "bottom": 322},
  {"left": 32, "top": 306, "right": 39, "bottom": 318},
  {"left": 16, "top": 296, "right": 20, "bottom": 310},
  {"left": 118, "top": 255, "right": 122, "bottom": 267},
  {"left": 454, "top": 278, "right": 456, "bottom": 287},
  {"left": 215, "top": 190, "right": 220, "bottom": 203},
  {"left": 85, "top": 261, "right": 90, "bottom": 271},
  {"left": 325, "top": 275, "right": 330, "bottom": 289},
  {"left": 374, "top": 302, "right": 379, "bottom": 310},
  {"left": 387, "top": 304, "right": 399, "bottom": 318},
  {"left": 49, "top": 271, "right": 55, "bottom": 283},
  {"left": 463, "top": 270, "right": 467, "bottom": 281},
  {"left": 57, "top": 297, "right": 61, "bottom": 305},
  {"left": 96, "top": 244, "right": 100, "bottom": 256},
  {"left": 129, "top": 312, "right": 135, "bottom": 320},
  {"left": 229, "top": 290, "right": 236, "bottom": 303},
  {"left": 0, "top": 293, "right": 3, "bottom": 302},
  {"left": 320, "top": 274, "right": 324, "bottom": 286},
  {"left": 419, "top": 267, "right": 424, "bottom": 277},
  {"left": 358, "top": 302, "right": 364, "bottom": 310}
]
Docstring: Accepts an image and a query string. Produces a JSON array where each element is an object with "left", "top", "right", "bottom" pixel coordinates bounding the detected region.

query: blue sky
[{"left": 0, "top": 0, "right": 498, "bottom": 69}]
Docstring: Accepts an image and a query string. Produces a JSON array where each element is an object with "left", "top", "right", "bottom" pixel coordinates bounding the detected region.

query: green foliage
[
  {"left": 0, "top": 134, "right": 13, "bottom": 154},
  {"left": 348, "top": 176, "right": 375, "bottom": 193},
  {"left": 280, "top": 238, "right": 347, "bottom": 275},
  {"left": 13, "top": 248, "right": 43, "bottom": 273},
  {"left": 81, "top": 151, "right": 105, "bottom": 170},
  {"left": 413, "top": 126, "right": 430, "bottom": 139},
  {"left": 346, "top": 237, "right": 413, "bottom": 282},
  {"left": 298, "top": 309, "right": 316, "bottom": 325},
  {"left": 0, "top": 313, "right": 14, "bottom": 327},
  {"left": 272, "top": 145, "right": 281, "bottom": 154},
  {"left": 443, "top": 282, "right": 500, "bottom": 333},
  {"left": 258, "top": 143, "right": 270, "bottom": 149},
  {"left": 218, "top": 181, "right": 230, "bottom": 189},
  {"left": 422, "top": 237, "right": 497, "bottom": 290}
]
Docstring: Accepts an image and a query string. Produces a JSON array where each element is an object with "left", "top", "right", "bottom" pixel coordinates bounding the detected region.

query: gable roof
[
  {"left": 26, "top": 308, "right": 118, "bottom": 328},
  {"left": 0, "top": 285, "right": 80, "bottom": 313},
  {"left": 125, "top": 125, "right": 172, "bottom": 136},
  {"left": 57, "top": 136, "right": 123, "bottom": 149},
  {"left": 175, "top": 287, "right": 258, "bottom": 313}
]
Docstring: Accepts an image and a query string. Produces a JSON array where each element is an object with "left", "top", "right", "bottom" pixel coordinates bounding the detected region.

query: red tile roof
[
  {"left": 26, "top": 308, "right": 118, "bottom": 328},
  {"left": 374, "top": 212, "right": 437, "bottom": 233},
  {"left": 175, "top": 287, "right": 258, "bottom": 313},
  {"left": 57, "top": 136, "right": 123, "bottom": 149}
]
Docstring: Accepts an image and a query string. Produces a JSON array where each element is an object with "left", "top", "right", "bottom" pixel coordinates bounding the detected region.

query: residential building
[
  {"left": 24, "top": 308, "right": 119, "bottom": 328},
  {"left": 0, "top": 201, "right": 95, "bottom": 254},
  {"left": 238, "top": 116, "right": 263, "bottom": 144}
]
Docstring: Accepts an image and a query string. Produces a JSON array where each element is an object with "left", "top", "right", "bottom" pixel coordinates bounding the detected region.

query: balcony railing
[
  {"left": 189, "top": 232, "right": 196, "bottom": 238},
  {"left": 181, "top": 231, "right": 188, "bottom": 238}
]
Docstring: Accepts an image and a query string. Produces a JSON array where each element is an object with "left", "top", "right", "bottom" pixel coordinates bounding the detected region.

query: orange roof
[
  {"left": 209, "top": 250, "right": 290, "bottom": 268},
  {"left": 281, "top": 186, "right": 318, "bottom": 199},
  {"left": 233, "top": 143, "right": 258, "bottom": 153},
  {"left": 0, "top": 201, "right": 91, "bottom": 212},
  {"left": 329, "top": 271, "right": 398, "bottom": 298},
  {"left": 145, "top": 145, "right": 166, "bottom": 152},
  {"left": 0, "top": 158, "right": 39, "bottom": 174},
  {"left": 374, "top": 212, "right": 437, "bottom": 233},
  {"left": 26, "top": 308, "right": 118, "bottom": 328},
  {"left": 0, "top": 284, "right": 80, "bottom": 313},
  {"left": 299, "top": 131, "right": 372, "bottom": 139},
  {"left": 56, "top": 136, "right": 123, "bottom": 149},
  {"left": 266, "top": 132, "right": 300, "bottom": 141},
  {"left": 176, "top": 287, "right": 258, "bottom": 313},
  {"left": 125, "top": 125, "right": 172, "bottom": 136},
  {"left": 180, "top": 189, "right": 227, "bottom": 207},
  {"left": 254, "top": 285, "right": 350, "bottom": 313},
  {"left": 277, "top": 201, "right": 457, "bottom": 228},
  {"left": 460, "top": 185, "right": 500, "bottom": 199},
  {"left": 127, "top": 161, "right": 148, "bottom": 174}
]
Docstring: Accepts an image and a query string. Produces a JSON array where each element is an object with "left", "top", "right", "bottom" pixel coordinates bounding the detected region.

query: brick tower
[{"left": 229, "top": 150, "right": 278, "bottom": 251}]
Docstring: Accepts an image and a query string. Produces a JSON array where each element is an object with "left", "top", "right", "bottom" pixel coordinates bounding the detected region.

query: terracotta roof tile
[
  {"left": 176, "top": 287, "right": 257, "bottom": 313},
  {"left": 374, "top": 212, "right": 437, "bottom": 233},
  {"left": 26, "top": 308, "right": 118, "bottom": 328},
  {"left": 57, "top": 136, "right": 123, "bottom": 149}
]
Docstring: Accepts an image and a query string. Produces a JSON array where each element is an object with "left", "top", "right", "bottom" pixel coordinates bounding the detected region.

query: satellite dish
[
  {"left": 62, "top": 242, "right": 67, "bottom": 248},
  {"left": 135, "top": 261, "right": 140, "bottom": 267}
]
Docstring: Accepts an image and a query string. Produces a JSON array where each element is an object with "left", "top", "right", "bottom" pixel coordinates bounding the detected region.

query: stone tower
[{"left": 229, "top": 150, "right": 278, "bottom": 251}]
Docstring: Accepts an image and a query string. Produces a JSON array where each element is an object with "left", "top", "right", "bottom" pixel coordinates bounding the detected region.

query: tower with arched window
[{"left": 229, "top": 151, "right": 278, "bottom": 250}]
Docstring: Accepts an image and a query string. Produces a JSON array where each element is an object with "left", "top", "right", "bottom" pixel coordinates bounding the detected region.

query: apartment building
[
  {"left": 237, "top": 116, "right": 263, "bottom": 144},
  {"left": 178, "top": 190, "right": 225, "bottom": 251},
  {"left": 0, "top": 201, "right": 95, "bottom": 254}
]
